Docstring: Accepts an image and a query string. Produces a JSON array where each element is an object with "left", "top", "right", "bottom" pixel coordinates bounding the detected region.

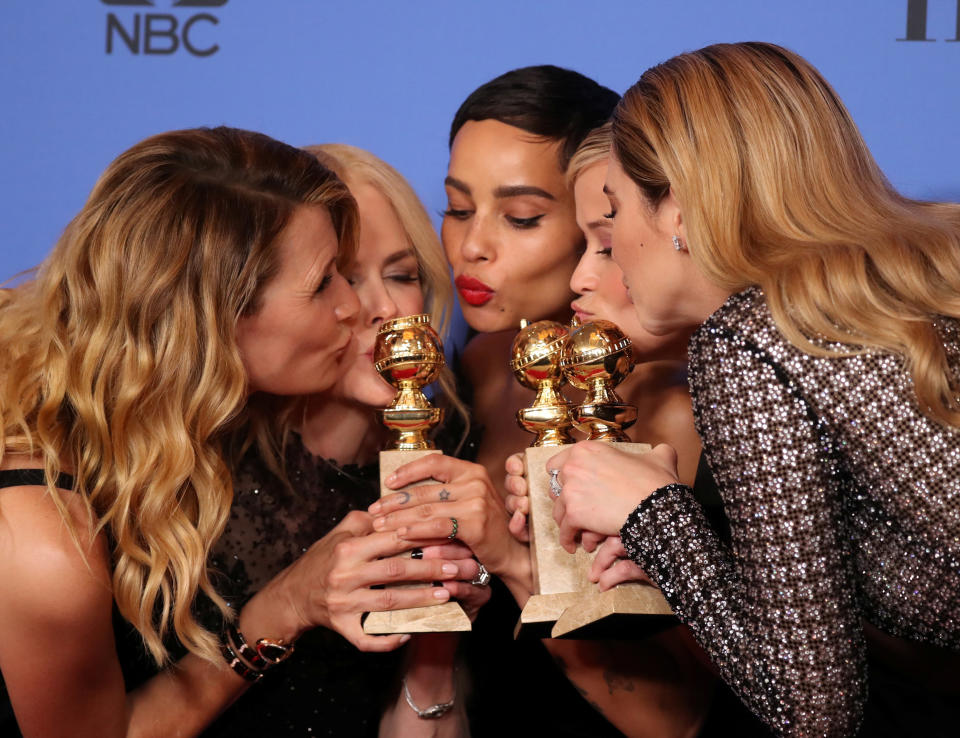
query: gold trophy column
[
  {"left": 510, "top": 319, "right": 589, "bottom": 636},
  {"left": 550, "top": 319, "right": 674, "bottom": 638},
  {"left": 362, "top": 314, "right": 470, "bottom": 635}
]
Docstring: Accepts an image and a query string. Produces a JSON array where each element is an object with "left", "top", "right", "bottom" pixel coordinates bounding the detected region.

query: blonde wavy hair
[
  {"left": 566, "top": 122, "right": 612, "bottom": 189},
  {"left": 303, "top": 144, "right": 471, "bottom": 439},
  {"left": 612, "top": 41, "right": 960, "bottom": 426},
  {"left": 0, "top": 127, "right": 358, "bottom": 665}
]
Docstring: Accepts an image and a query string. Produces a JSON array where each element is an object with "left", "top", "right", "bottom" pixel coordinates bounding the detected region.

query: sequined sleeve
[{"left": 620, "top": 328, "right": 866, "bottom": 737}]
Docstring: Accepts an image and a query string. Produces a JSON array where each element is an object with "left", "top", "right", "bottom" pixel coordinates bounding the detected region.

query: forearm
[
  {"left": 126, "top": 587, "right": 304, "bottom": 737},
  {"left": 543, "top": 633, "right": 712, "bottom": 738},
  {"left": 126, "top": 652, "right": 250, "bottom": 738}
]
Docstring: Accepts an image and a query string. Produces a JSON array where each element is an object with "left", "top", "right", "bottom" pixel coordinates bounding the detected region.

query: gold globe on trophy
[
  {"left": 560, "top": 318, "right": 637, "bottom": 442},
  {"left": 374, "top": 314, "right": 445, "bottom": 450},
  {"left": 510, "top": 318, "right": 575, "bottom": 447},
  {"left": 364, "top": 313, "right": 470, "bottom": 635}
]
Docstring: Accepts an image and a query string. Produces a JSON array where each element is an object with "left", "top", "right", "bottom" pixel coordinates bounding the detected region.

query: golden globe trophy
[
  {"left": 549, "top": 319, "right": 674, "bottom": 638},
  {"left": 362, "top": 314, "right": 471, "bottom": 635},
  {"left": 510, "top": 318, "right": 591, "bottom": 636}
]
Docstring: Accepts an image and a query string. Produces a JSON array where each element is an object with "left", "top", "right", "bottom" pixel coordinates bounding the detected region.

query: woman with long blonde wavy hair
[
  {"left": 547, "top": 42, "right": 960, "bottom": 736},
  {"left": 202, "top": 142, "right": 487, "bottom": 738},
  {"left": 0, "top": 127, "right": 477, "bottom": 737}
]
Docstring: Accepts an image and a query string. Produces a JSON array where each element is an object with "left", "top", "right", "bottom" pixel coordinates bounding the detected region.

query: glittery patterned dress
[
  {"left": 620, "top": 287, "right": 960, "bottom": 737},
  {"left": 202, "top": 437, "right": 401, "bottom": 738}
]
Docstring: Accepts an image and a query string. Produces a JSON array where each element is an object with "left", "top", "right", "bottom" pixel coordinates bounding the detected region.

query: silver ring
[
  {"left": 471, "top": 562, "right": 491, "bottom": 587},
  {"left": 447, "top": 517, "right": 458, "bottom": 540},
  {"left": 548, "top": 468, "right": 562, "bottom": 497}
]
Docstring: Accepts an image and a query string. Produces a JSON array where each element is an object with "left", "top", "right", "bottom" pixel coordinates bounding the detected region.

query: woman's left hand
[
  {"left": 368, "top": 454, "right": 526, "bottom": 585},
  {"left": 548, "top": 441, "right": 680, "bottom": 554}
]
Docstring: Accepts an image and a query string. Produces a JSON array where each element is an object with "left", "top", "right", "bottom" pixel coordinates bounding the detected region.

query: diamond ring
[
  {"left": 471, "top": 562, "right": 491, "bottom": 586},
  {"left": 548, "top": 468, "right": 562, "bottom": 497}
]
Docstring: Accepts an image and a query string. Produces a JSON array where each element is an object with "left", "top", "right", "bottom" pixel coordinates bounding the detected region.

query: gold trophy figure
[
  {"left": 510, "top": 319, "right": 576, "bottom": 447},
  {"left": 363, "top": 314, "right": 471, "bottom": 635},
  {"left": 547, "top": 318, "right": 675, "bottom": 638},
  {"left": 560, "top": 319, "right": 638, "bottom": 442},
  {"left": 375, "top": 313, "right": 445, "bottom": 450},
  {"left": 510, "top": 318, "right": 590, "bottom": 635}
]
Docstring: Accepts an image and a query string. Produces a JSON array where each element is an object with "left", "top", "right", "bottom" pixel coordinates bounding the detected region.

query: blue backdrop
[{"left": 2, "top": 0, "right": 958, "bottom": 288}]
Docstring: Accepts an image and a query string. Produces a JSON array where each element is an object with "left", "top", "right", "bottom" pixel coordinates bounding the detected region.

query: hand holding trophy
[
  {"left": 362, "top": 314, "right": 471, "bottom": 634},
  {"left": 514, "top": 317, "right": 674, "bottom": 638}
]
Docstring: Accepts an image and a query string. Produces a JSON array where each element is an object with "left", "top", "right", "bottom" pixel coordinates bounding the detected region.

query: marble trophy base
[
  {"left": 517, "top": 443, "right": 676, "bottom": 639},
  {"left": 363, "top": 448, "right": 471, "bottom": 635}
]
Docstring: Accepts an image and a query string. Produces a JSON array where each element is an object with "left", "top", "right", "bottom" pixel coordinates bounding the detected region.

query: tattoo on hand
[
  {"left": 398, "top": 491, "right": 411, "bottom": 505},
  {"left": 439, "top": 488, "right": 450, "bottom": 502}
]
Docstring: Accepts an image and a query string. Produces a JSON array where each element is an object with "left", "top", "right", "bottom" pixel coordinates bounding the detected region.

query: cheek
[
  {"left": 392, "top": 285, "right": 424, "bottom": 317},
  {"left": 440, "top": 221, "right": 464, "bottom": 266}
]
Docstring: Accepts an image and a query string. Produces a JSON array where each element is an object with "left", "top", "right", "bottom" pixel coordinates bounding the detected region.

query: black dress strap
[{"left": 0, "top": 468, "right": 75, "bottom": 491}]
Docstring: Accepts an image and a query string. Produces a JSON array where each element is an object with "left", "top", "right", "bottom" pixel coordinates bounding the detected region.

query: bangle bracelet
[
  {"left": 402, "top": 677, "right": 455, "bottom": 719},
  {"left": 226, "top": 624, "right": 267, "bottom": 670},
  {"left": 221, "top": 641, "right": 263, "bottom": 683},
  {"left": 222, "top": 623, "right": 295, "bottom": 680}
]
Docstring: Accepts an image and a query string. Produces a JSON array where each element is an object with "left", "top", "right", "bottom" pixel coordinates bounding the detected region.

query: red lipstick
[{"left": 455, "top": 275, "right": 494, "bottom": 307}]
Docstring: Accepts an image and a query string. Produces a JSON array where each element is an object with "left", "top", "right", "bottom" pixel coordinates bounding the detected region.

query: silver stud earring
[{"left": 672, "top": 235, "right": 683, "bottom": 251}]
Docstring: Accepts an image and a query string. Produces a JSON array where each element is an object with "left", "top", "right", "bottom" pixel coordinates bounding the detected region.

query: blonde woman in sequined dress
[{"left": 549, "top": 42, "right": 960, "bottom": 737}]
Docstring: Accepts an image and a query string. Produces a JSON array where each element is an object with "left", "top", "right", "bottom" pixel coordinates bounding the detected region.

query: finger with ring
[
  {"left": 548, "top": 468, "right": 562, "bottom": 498},
  {"left": 447, "top": 517, "right": 459, "bottom": 540},
  {"left": 471, "top": 561, "right": 491, "bottom": 587}
]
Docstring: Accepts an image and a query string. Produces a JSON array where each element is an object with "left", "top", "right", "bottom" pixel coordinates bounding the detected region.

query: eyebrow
[
  {"left": 444, "top": 176, "right": 556, "bottom": 202},
  {"left": 383, "top": 248, "right": 417, "bottom": 267}
]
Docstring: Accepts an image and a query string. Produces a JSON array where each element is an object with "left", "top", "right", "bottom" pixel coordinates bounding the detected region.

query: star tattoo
[{"left": 439, "top": 488, "right": 451, "bottom": 502}]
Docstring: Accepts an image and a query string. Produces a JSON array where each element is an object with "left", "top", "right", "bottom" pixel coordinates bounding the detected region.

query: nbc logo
[{"left": 102, "top": 0, "right": 229, "bottom": 56}]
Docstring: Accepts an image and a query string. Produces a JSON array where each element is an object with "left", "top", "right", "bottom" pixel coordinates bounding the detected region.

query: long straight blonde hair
[
  {"left": 0, "top": 127, "right": 358, "bottom": 665},
  {"left": 304, "top": 144, "right": 471, "bottom": 439},
  {"left": 612, "top": 41, "right": 960, "bottom": 425}
]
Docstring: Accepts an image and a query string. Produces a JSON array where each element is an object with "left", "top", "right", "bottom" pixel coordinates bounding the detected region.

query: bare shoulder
[{"left": 0, "top": 483, "right": 112, "bottom": 628}]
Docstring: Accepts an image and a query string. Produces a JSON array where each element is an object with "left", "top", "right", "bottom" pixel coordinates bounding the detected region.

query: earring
[{"left": 672, "top": 235, "right": 683, "bottom": 251}]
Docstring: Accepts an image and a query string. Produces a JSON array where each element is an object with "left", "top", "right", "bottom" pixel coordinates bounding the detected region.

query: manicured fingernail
[
  {"left": 433, "top": 588, "right": 450, "bottom": 600},
  {"left": 373, "top": 517, "right": 385, "bottom": 530},
  {"left": 369, "top": 501, "right": 382, "bottom": 514},
  {"left": 441, "top": 563, "right": 458, "bottom": 575},
  {"left": 386, "top": 473, "right": 397, "bottom": 486},
  {"left": 399, "top": 634, "right": 411, "bottom": 643}
]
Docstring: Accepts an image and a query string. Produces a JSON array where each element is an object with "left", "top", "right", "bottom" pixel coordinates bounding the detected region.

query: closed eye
[{"left": 506, "top": 214, "right": 545, "bottom": 229}]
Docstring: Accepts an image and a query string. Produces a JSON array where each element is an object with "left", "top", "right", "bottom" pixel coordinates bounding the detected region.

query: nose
[
  {"left": 458, "top": 216, "right": 495, "bottom": 264},
  {"left": 569, "top": 251, "right": 597, "bottom": 296},
  {"left": 333, "top": 272, "right": 361, "bottom": 323},
  {"left": 364, "top": 278, "right": 401, "bottom": 327}
]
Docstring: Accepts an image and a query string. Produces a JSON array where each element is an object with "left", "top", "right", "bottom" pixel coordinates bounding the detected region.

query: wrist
[
  {"left": 238, "top": 580, "right": 305, "bottom": 646},
  {"left": 498, "top": 543, "right": 533, "bottom": 607}
]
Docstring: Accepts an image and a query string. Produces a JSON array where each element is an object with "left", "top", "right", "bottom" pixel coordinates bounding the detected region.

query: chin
[{"left": 462, "top": 306, "right": 517, "bottom": 334}]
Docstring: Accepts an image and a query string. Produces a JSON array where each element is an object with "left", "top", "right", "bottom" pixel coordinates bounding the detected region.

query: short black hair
[{"left": 449, "top": 65, "right": 620, "bottom": 171}]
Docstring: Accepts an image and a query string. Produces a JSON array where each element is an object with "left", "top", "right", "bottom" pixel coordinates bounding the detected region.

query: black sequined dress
[
  {"left": 621, "top": 288, "right": 960, "bottom": 737},
  {"left": 203, "top": 437, "right": 401, "bottom": 738}
]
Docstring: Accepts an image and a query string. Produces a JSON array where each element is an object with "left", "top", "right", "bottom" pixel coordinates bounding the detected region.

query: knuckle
[
  {"left": 375, "top": 589, "right": 398, "bottom": 611},
  {"left": 417, "top": 503, "right": 435, "bottom": 519},
  {"left": 384, "top": 557, "right": 406, "bottom": 580}
]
